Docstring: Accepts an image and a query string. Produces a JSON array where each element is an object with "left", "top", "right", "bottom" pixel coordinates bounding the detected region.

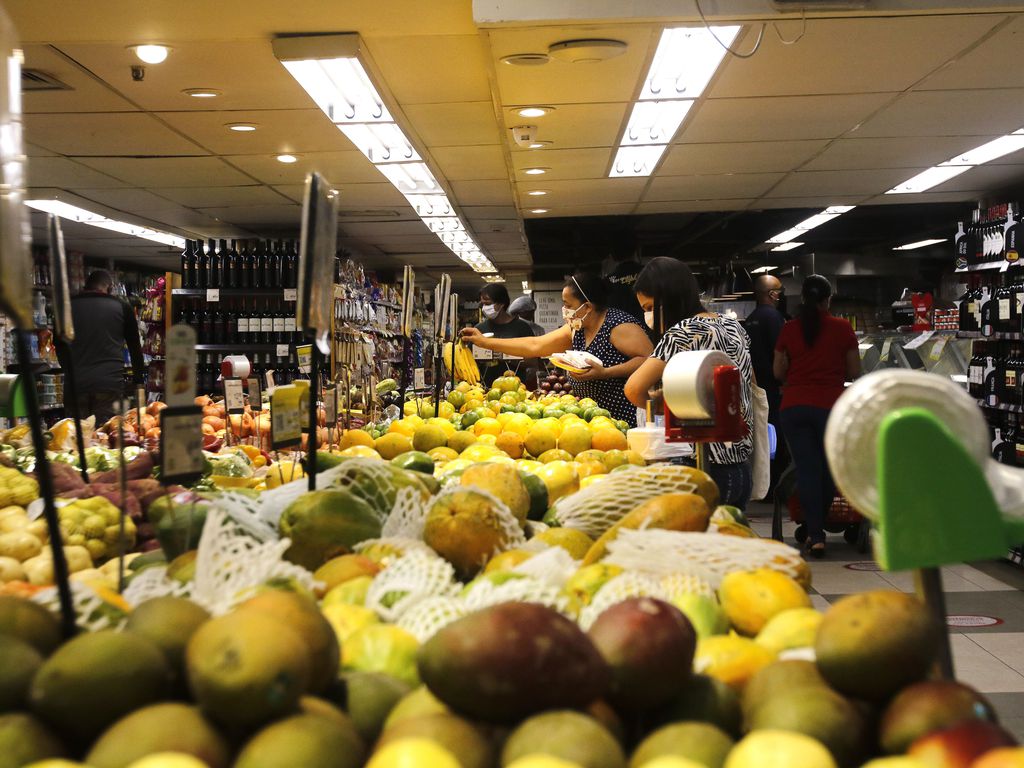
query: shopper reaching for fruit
[
  {"left": 461, "top": 273, "right": 652, "bottom": 426},
  {"left": 624, "top": 257, "right": 755, "bottom": 509},
  {"left": 473, "top": 283, "right": 537, "bottom": 388}
]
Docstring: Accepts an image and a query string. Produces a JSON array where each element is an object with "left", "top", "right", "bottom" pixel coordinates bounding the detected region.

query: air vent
[
  {"left": 21, "top": 69, "right": 71, "bottom": 92},
  {"left": 337, "top": 209, "right": 402, "bottom": 219}
]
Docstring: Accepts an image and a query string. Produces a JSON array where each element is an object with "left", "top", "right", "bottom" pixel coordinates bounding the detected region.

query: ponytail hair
[{"left": 799, "top": 274, "right": 833, "bottom": 347}]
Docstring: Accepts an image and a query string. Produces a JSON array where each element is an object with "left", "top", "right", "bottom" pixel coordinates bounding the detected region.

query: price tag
[
  {"left": 413, "top": 367, "right": 426, "bottom": 390},
  {"left": 474, "top": 347, "right": 493, "bottom": 360},
  {"left": 165, "top": 324, "right": 198, "bottom": 406},
  {"left": 296, "top": 344, "right": 312, "bottom": 374},
  {"left": 880, "top": 338, "right": 892, "bottom": 361},
  {"left": 223, "top": 378, "right": 245, "bottom": 415},
  {"left": 284, "top": 288, "right": 297, "bottom": 301},
  {"left": 324, "top": 387, "right": 338, "bottom": 426},
  {"left": 206, "top": 288, "right": 220, "bottom": 302},
  {"left": 337, "top": 382, "right": 346, "bottom": 413},
  {"left": 929, "top": 336, "right": 949, "bottom": 361},
  {"left": 247, "top": 377, "right": 263, "bottom": 412},
  {"left": 265, "top": 370, "right": 276, "bottom": 389},
  {"left": 270, "top": 386, "right": 302, "bottom": 449},
  {"left": 159, "top": 406, "right": 205, "bottom": 485},
  {"left": 136, "top": 386, "right": 146, "bottom": 423},
  {"left": 276, "top": 344, "right": 290, "bottom": 358},
  {"left": 903, "top": 331, "right": 934, "bottom": 351}
]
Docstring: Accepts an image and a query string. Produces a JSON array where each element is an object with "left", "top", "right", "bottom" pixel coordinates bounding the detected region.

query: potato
[
  {"left": 0, "top": 515, "right": 29, "bottom": 533},
  {"left": 0, "top": 530, "right": 43, "bottom": 561},
  {"left": 63, "top": 545, "right": 93, "bottom": 573},
  {"left": 0, "top": 556, "right": 25, "bottom": 582},
  {"left": 25, "top": 519, "right": 49, "bottom": 542},
  {"left": 22, "top": 554, "right": 53, "bottom": 585},
  {"left": 0, "top": 505, "right": 26, "bottom": 521}
]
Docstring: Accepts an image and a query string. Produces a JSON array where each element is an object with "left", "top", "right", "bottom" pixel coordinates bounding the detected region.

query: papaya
[
  {"left": 279, "top": 489, "right": 382, "bottom": 571},
  {"left": 582, "top": 492, "right": 710, "bottom": 565}
]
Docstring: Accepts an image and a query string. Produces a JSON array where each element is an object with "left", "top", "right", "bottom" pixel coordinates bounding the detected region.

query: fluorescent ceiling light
[
  {"left": 764, "top": 205, "right": 856, "bottom": 244},
  {"left": 276, "top": 154, "right": 298, "bottom": 163},
  {"left": 772, "top": 242, "right": 805, "bottom": 251},
  {"left": 751, "top": 265, "right": 778, "bottom": 273},
  {"left": 523, "top": 167, "right": 548, "bottom": 175},
  {"left": 527, "top": 190, "right": 548, "bottom": 196},
  {"left": 886, "top": 164, "right": 973, "bottom": 194},
  {"left": 404, "top": 194, "right": 454, "bottom": 217},
  {"left": 439, "top": 230, "right": 473, "bottom": 246},
  {"left": 227, "top": 123, "right": 258, "bottom": 132},
  {"left": 943, "top": 131, "right": 1024, "bottom": 166},
  {"left": 610, "top": 145, "right": 668, "bottom": 178},
  {"left": 182, "top": 88, "right": 220, "bottom": 98},
  {"left": 131, "top": 44, "right": 170, "bottom": 64},
  {"left": 376, "top": 162, "right": 441, "bottom": 195},
  {"left": 893, "top": 238, "right": 948, "bottom": 251},
  {"left": 423, "top": 217, "right": 464, "bottom": 234},
  {"left": 482, "top": 274, "right": 506, "bottom": 282},
  {"left": 642, "top": 26, "right": 740, "bottom": 100},
  {"left": 27, "top": 199, "right": 185, "bottom": 248},
  {"left": 281, "top": 58, "right": 392, "bottom": 124},
  {"left": 530, "top": 208, "right": 548, "bottom": 214},
  {"left": 338, "top": 123, "right": 420, "bottom": 164},
  {"left": 766, "top": 228, "right": 805, "bottom": 244},
  {"left": 622, "top": 100, "right": 694, "bottom": 146}
]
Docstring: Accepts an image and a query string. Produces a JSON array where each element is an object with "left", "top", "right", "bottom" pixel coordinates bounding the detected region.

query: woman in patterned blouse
[{"left": 624, "top": 257, "right": 755, "bottom": 509}]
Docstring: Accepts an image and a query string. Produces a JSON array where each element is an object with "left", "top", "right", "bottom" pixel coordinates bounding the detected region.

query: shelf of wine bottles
[
  {"left": 175, "top": 296, "right": 303, "bottom": 347},
  {"left": 179, "top": 238, "right": 307, "bottom": 290}
]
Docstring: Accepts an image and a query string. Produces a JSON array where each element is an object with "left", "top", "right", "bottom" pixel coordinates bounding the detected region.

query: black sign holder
[{"left": 296, "top": 172, "right": 338, "bottom": 491}]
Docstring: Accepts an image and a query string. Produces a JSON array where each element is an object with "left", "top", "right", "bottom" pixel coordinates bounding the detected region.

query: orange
[
  {"left": 339, "top": 429, "right": 375, "bottom": 450},
  {"left": 474, "top": 417, "right": 502, "bottom": 437},
  {"left": 495, "top": 432, "right": 525, "bottom": 459},
  {"left": 591, "top": 428, "right": 628, "bottom": 452},
  {"left": 575, "top": 460, "right": 607, "bottom": 479}
]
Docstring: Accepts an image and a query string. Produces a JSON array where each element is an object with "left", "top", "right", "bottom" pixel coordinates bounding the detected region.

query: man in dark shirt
[
  {"left": 746, "top": 274, "right": 787, "bottom": 491},
  {"left": 475, "top": 284, "right": 535, "bottom": 387},
  {"left": 58, "top": 270, "right": 145, "bottom": 424}
]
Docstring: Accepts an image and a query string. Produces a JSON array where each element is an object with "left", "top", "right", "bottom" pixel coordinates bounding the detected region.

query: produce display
[{"left": 0, "top": 372, "right": 1019, "bottom": 768}]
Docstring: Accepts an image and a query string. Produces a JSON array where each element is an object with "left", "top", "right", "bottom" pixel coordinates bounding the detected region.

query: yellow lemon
[
  {"left": 388, "top": 419, "right": 415, "bottom": 437},
  {"left": 426, "top": 417, "right": 456, "bottom": 438},
  {"left": 507, "top": 757, "right": 584, "bottom": 768},
  {"left": 367, "top": 739, "right": 461, "bottom": 768},
  {"left": 533, "top": 460, "right": 580, "bottom": 503},
  {"left": 125, "top": 755, "right": 210, "bottom": 768},
  {"left": 580, "top": 474, "right": 610, "bottom": 490},
  {"left": 460, "top": 443, "right": 502, "bottom": 462},
  {"left": 476, "top": 433, "right": 498, "bottom": 446},
  {"left": 474, "top": 417, "right": 502, "bottom": 437},
  {"left": 338, "top": 429, "right": 375, "bottom": 450},
  {"left": 719, "top": 568, "right": 812, "bottom": 636},
  {"left": 724, "top": 731, "right": 837, "bottom": 768},
  {"left": 339, "top": 445, "right": 382, "bottom": 459},
  {"left": 694, "top": 634, "right": 774, "bottom": 690}
]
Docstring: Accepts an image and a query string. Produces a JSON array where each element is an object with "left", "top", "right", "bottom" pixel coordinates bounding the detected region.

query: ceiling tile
[
  {"left": 225, "top": 152, "right": 383, "bottom": 186},
  {"left": 750, "top": 196, "right": 863, "bottom": 210},
  {"left": 450, "top": 179, "right": 516, "bottom": 206},
  {"left": 25, "top": 143, "right": 57, "bottom": 157},
  {"left": 26, "top": 112, "right": 205, "bottom": 155},
  {"left": 403, "top": 102, "right": 503, "bottom": 147},
  {"left": 799, "top": 136, "right": 997, "bottom": 172},
  {"left": 21, "top": 44, "right": 139, "bottom": 114},
  {"left": 27, "top": 157, "right": 130, "bottom": 188},
  {"left": 506, "top": 102, "right": 628, "bottom": 151},
  {"left": 341, "top": 220, "right": 432, "bottom": 238},
  {"left": 156, "top": 109, "right": 349, "bottom": 155},
  {"left": 851, "top": 89, "right": 1024, "bottom": 138},
  {"left": 764, "top": 169, "right": 912, "bottom": 198},
  {"left": 54, "top": 40, "right": 314, "bottom": 112},
  {"left": 197, "top": 204, "right": 301, "bottom": 227},
  {"left": 488, "top": 24, "right": 656, "bottom": 106},
  {"left": 510, "top": 147, "right": 611, "bottom": 180},
  {"left": 711, "top": 15, "right": 1003, "bottom": 98},
  {"left": 524, "top": 203, "right": 635, "bottom": 218},
  {"left": 863, "top": 191, "right": 986, "bottom": 206},
  {"left": 516, "top": 177, "right": 647, "bottom": 206},
  {"left": 73, "top": 188, "right": 187, "bottom": 212},
  {"left": 462, "top": 205, "right": 519, "bottom": 219},
  {"left": 148, "top": 185, "right": 290, "bottom": 208},
  {"left": 917, "top": 15, "right": 1024, "bottom": 91},
  {"left": 274, "top": 182, "right": 409, "bottom": 208},
  {"left": 431, "top": 145, "right": 508, "bottom": 181},
  {"left": 663, "top": 140, "right": 829, "bottom": 175},
  {"left": 926, "top": 163, "right": 1024, "bottom": 193},
  {"left": 635, "top": 199, "right": 755, "bottom": 214},
  {"left": 75, "top": 156, "right": 253, "bottom": 187},
  {"left": 683, "top": 94, "right": 892, "bottom": 143},
  {"left": 133, "top": 206, "right": 250, "bottom": 237},
  {"left": 368, "top": 35, "right": 492, "bottom": 105},
  {"left": 645, "top": 173, "right": 786, "bottom": 202}
]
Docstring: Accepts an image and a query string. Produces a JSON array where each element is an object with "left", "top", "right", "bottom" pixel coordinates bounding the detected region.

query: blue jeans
[
  {"left": 780, "top": 405, "right": 835, "bottom": 545},
  {"left": 677, "top": 457, "right": 752, "bottom": 510}
]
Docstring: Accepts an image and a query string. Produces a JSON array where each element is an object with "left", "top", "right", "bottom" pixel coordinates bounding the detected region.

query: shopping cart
[{"left": 771, "top": 465, "right": 870, "bottom": 552}]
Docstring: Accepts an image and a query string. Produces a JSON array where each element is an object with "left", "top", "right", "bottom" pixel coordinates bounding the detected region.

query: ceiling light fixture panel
[
  {"left": 610, "top": 145, "right": 668, "bottom": 178},
  {"left": 403, "top": 194, "right": 454, "bottom": 217},
  {"left": 281, "top": 57, "right": 392, "bottom": 124},
  {"left": 751, "top": 265, "right": 778, "bottom": 273},
  {"left": 338, "top": 123, "right": 420, "bottom": 164},
  {"left": 893, "top": 238, "right": 947, "bottom": 251},
  {"left": 621, "top": 100, "right": 694, "bottom": 145},
  {"left": 771, "top": 241, "right": 804, "bottom": 252},
  {"left": 376, "top": 161, "right": 441, "bottom": 195},
  {"left": 764, "top": 205, "right": 856, "bottom": 245},
  {"left": 886, "top": 165, "right": 972, "bottom": 195},
  {"left": 424, "top": 216, "right": 464, "bottom": 234},
  {"left": 27, "top": 199, "right": 185, "bottom": 248},
  {"left": 642, "top": 26, "right": 739, "bottom": 100},
  {"left": 885, "top": 128, "right": 1024, "bottom": 195}
]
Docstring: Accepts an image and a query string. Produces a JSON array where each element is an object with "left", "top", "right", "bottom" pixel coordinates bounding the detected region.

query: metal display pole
[{"left": 307, "top": 344, "right": 319, "bottom": 492}]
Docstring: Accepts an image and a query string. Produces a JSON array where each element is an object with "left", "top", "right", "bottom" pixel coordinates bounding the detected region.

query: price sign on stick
[
  {"left": 413, "top": 367, "right": 426, "bottom": 390},
  {"left": 324, "top": 386, "right": 337, "bottom": 427},
  {"left": 165, "top": 325, "right": 198, "bottom": 406},
  {"left": 271, "top": 385, "right": 302, "bottom": 450},
  {"left": 297, "top": 344, "right": 312, "bottom": 375},
  {"left": 224, "top": 378, "right": 245, "bottom": 415},
  {"left": 160, "top": 406, "right": 205, "bottom": 485},
  {"left": 247, "top": 378, "right": 262, "bottom": 412}
]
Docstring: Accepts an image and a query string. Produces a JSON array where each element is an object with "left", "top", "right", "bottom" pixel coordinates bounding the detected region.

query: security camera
[
  {"left": 511, "top": 125, "right": 539, "bottom": 148},
  {"left": 131, "top": 65, "right": 145, "bottom": 81}
]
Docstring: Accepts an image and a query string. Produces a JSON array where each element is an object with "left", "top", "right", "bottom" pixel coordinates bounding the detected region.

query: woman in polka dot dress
[{"left": 461, "top": 273, "right": 652, "bottom": 426}]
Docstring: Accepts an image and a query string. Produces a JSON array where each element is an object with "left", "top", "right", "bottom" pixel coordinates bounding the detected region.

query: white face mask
[
  {"left": 562, "top": 304, "right": 590, "bottom": 331},
  {"left": 481, "top": 304, "right": 499, "bottom": 320},
  {"left": 644, "top": 310, "right": 655, "bottom": 329}
]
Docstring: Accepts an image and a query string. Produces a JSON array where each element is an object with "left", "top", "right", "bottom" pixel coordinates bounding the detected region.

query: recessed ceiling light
[
  {"left": 528, "top": 141, "right": 553, "bottom": 149},
  {"left": 130, "top": 44, "right": 170, "bottom": 64},
  {"left": 501, "top": 53, "right": 550, "bottom": 66},
  {"left": 517, "top": 107, "right": 551, "bottom": 118},
  {"left": 182, "top": 88, "right": 221, "bottom": 98},
  {"left": 547, "top": 39, "right": 628, "bottom": 64},
  {"left": 527, "top": 190, "right": 549, "bottom": 196},
  {"left": 276, "top": 154, "right": 298, "bottom": 164},
  {"left": 523, "top": 167, "right": 549, "bottom": 175},
  {"left": 530, "top": 208, "right": 549, "bottom": 214},
  {"left": 226, "top": 122, "right": 258, "bottom": 132}
]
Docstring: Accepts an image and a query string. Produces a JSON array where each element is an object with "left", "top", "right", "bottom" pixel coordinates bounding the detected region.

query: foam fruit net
[{"left": 548, "top": 465, "right": 701, "bottom": 538}]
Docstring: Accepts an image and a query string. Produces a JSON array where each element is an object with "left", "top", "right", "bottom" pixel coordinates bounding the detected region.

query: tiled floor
[{"left": 746, "top": 502, "right": 1024, "bottom": 740}]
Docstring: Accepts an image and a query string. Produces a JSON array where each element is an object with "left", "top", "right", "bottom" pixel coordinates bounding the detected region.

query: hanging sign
[{"left": 413, "top": 367, "right": 426, "bottom": 390}]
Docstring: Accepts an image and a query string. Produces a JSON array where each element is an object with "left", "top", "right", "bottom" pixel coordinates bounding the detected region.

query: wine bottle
[
  {"left": 221, "top": 239, "right": 236, "bottom": 289},
  {"left": 238, "top": 240, "right": 252, "bottom": 289},
  {"left": 285, "top": 301, "right": 297, "bottom": 344},
  {"left": 286, "top": 240, "right": 298, "bottom": 289},
  {"left": 252, "top": 240, "right": 264, "bottom": 289},
  {"left": 206, "top": 238, "right": 220, "bottom": 289},
  {"left": 268, "top": 240, "right": 282, "bottom": 288},
  {"left": 201, "top": 302, "right": 215, "bottom": 344},
  {"left": 236, "top": 298, "right": 249, "bottom": 345},
  {"left": 260, "top": 298, "right": 274, "bottom": 344},
  {"left": 288, "top": 350, "right": 300, "bottom": 383},
  {"left": 195, "top": 241, "right": 208, "bottom": 289},
  {"left": 181, "top": 239, "right": 193, "bottom": 288},
  {"left": 273, "top": 301, "right": 286, "bottom": 344}
]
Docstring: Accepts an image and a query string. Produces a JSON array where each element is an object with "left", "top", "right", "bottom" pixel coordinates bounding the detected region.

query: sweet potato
[
  {"left": 195, "top": 395, "right": 213, "bottom": 407},
  {"left": 146, "top": 401, "right": 166, "bottom": 417}
]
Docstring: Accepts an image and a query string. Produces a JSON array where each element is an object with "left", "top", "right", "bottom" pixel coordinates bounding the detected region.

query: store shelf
[
  {"left": 172, "top": 288, "right": 292, "bottom": 297},
  {"left": 978, "top": 399, "right": 1024, "bottom": 413},
  {"left": 39, "top": 404, "right": 64, "bottom": 412},
  {"left": 194, "top": 344, "right": 287, "bottom": 352},
  {"left": 957, "top": 331, "right": 1024, "bottom": 340},
  {"left": 955, "top": 262, "right": 1021, "bottom": 273}
]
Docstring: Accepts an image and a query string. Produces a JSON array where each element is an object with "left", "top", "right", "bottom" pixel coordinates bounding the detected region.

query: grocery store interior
[{"left": 3, "top": 0, "right": 1024, "bottom": 765}]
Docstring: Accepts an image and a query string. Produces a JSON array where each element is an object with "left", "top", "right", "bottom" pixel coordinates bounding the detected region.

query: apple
[
  {"left": 909, "top": 720, "right": 1017, "bottom": 768},
  {"left": 972, "top": 748, "right": 1024, "bottom": 767}
]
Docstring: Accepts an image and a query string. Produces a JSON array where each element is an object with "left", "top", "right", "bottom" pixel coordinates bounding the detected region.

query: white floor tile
[
  {"left": 950, "top": 635, "right": 1024, "bottom": 694},
  {"left": 943, "top": 564, "right": 1017, "bottom": 592},
  {"left": 805, "top": 562, "right": 894, "bottom": 594},
  {"left": 875, "top": 568, "right": 985, "bottom": 593},
  {"left": 809, "top": 594, "right": 832, "bottom": 611},
  {"left": 966, "top": 633, "right": 1024, "bottom": 677}
]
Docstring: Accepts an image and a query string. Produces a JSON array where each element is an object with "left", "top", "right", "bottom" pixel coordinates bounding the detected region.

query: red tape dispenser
[{"left": 662, "top": 350, "right": 747, "bottom": 445}]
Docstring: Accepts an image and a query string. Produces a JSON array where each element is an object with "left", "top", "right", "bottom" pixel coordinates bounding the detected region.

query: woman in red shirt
[{"left": 774, "top": 275, "right": 861, "bottom": 557}]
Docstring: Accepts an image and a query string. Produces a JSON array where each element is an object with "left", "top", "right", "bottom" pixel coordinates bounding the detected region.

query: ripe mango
[{"left": 582, "top": 492, "right": 710, "bottom": 565}]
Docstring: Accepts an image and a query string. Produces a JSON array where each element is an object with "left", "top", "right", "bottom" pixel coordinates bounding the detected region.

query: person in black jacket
[{"left": 57, "top": 270, "right": 144, "bottom": 424}]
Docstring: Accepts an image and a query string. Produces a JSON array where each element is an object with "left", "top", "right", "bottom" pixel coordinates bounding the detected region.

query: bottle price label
[
  {"left": 276, "top": 344, "right": 290, "bottom": 358},
  {"left": 284, "top": 288, "right": 297, "bottom": 301},
  {"left": 224, "top": 378, "right": 245, "bottom": 414},
  {"left": 206, "top": 289, "right": 220, "bottom": 303},
  {"left": 413, "top": 367, "right": 426, "bottom": 389}
]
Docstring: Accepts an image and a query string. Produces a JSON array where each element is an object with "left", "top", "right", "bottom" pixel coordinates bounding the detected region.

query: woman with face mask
[
  {"left": 475, "top": 284, "right": 537, "bottom": 387},
  {"left": 624, "top": 257, "right": 755, "bottom": 510},
  {"left": 461, "top": 272, "right": 653, "bottom": 426}
]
